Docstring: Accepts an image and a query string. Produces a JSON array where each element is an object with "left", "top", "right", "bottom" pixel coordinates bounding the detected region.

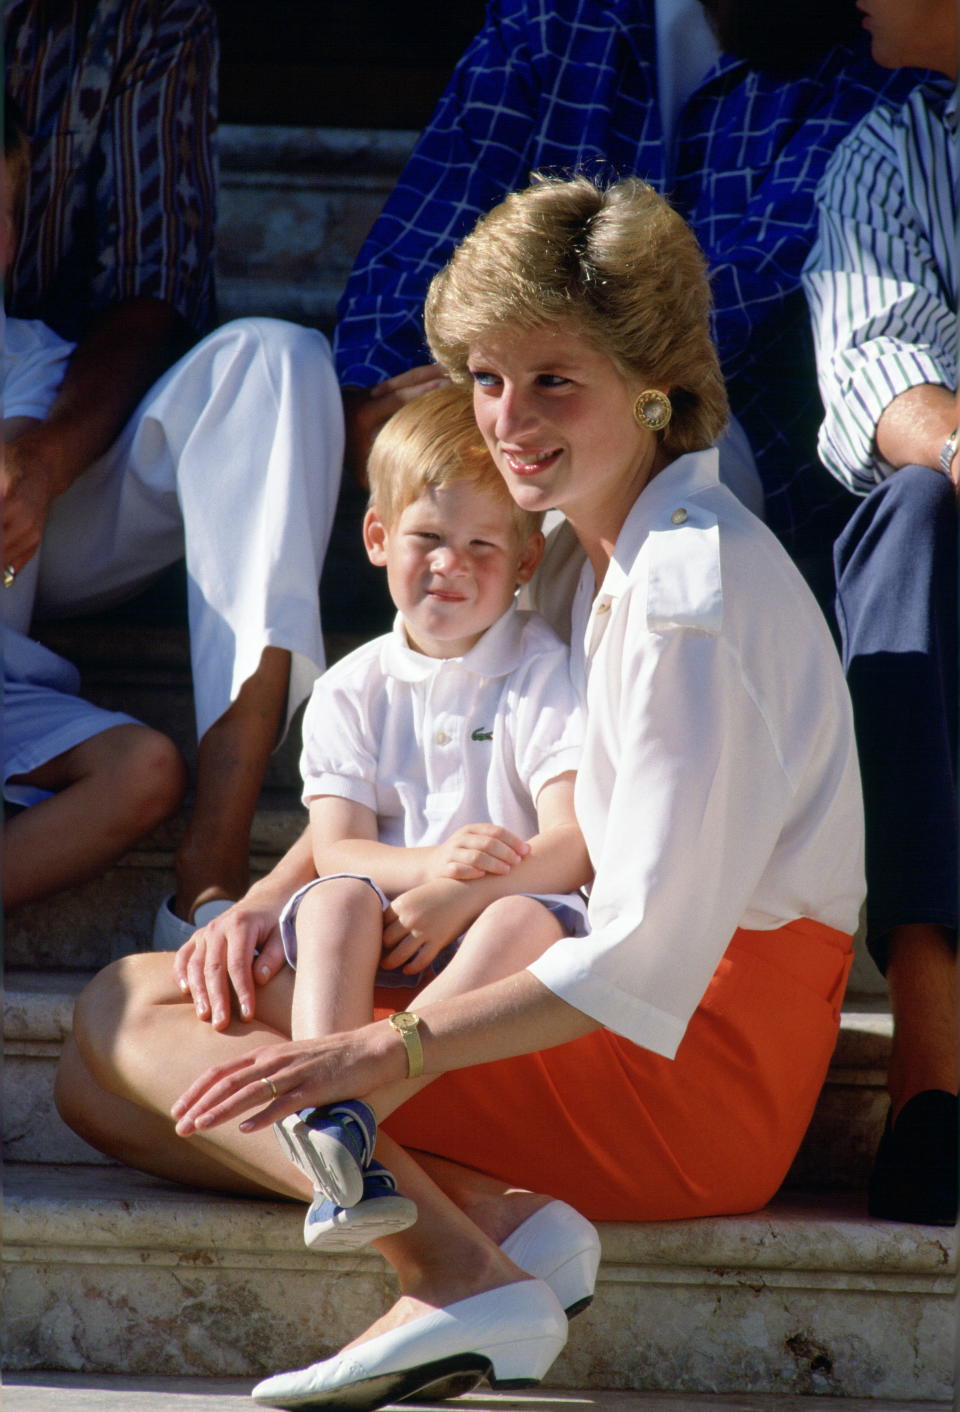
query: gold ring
[
  {"left": 260, "top": 1076, "right": 279, "bottom": 1100},
  {"left": 3, "top": 565, "right": 16, "bottom": 588}
]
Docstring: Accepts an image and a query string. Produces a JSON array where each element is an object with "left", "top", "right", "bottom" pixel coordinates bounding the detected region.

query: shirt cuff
[{"left": 528, "top": 938, "right": 687, "bottom": 1060}]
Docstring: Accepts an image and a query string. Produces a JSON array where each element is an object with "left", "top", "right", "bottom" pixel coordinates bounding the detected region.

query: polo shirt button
[
  {"left": 671, "top": 507, "right": 688, "bottom": 525},
  {"left": 435, "top": 730, "right": 449, "bottom": 745},
  {"left": 595, "top": 600, "right": 610, "bottom": 614}
]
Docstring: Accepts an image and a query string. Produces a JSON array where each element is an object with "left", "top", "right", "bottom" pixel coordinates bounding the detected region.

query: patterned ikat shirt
[
  {"left": 5, "top": 0, "right": 218, "bottom": 341},
  {"left": 334, "top": 0, "right": 921, "bottom": 548}
]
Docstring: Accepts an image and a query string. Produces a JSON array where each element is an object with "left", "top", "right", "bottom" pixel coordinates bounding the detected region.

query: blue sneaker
[
  {"left": 274, "top": 1098, "right": 377, "bottom": 1208},
  {"left": 303, "top": 1161, "right": 417, "bottom": 1251}
]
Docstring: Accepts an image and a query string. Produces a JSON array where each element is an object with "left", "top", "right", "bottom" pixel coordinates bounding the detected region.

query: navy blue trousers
[{"left": 834, "top": 467, "right": 958, "bottom": 973}]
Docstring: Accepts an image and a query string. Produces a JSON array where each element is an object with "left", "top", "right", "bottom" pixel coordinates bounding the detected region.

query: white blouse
[{"left": 526, "top": 449, "right": 864, "bottom": 1058}]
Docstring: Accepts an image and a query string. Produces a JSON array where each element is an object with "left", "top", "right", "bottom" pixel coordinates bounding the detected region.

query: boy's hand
[
  {"left": 173, "top": 899, "right": 287, "bottom": 1030},
  {"left": 430, "top": 823, "right": 530, "bottom": 881},
  {"left": 381, "top": 878, "right": 475, "bottom": 974}
]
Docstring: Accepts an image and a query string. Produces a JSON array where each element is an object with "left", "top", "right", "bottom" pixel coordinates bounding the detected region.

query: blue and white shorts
[{"left": 279, "top": 872, "right": 589, "bottom": 990}]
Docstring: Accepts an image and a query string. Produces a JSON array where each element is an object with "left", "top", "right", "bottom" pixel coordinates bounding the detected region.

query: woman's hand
[
  {"left": 429, "top": 823, "right": 530, "bottom": 881},
  {"left": 171, "top": 1024, "right": 401, "bottom": 1136},
  {"left": 381, "top": 878, "right": 477, "bottom": 974},
  {"left": 172, "top": 898, "right": 287, "bottom": 1029}
]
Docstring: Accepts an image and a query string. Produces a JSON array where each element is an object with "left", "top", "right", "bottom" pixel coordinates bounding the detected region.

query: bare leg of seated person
[
  {"left": 4, "top": 724, "right": 185, "bottom": 910},
  {"left": 173, "top": 645, "right": 291, "bottom": 922}
]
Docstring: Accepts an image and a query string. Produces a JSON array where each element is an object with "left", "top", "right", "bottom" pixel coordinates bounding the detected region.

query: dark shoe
[{"left": 868, "top": 1089, "right": 958, "bottom": 1225}]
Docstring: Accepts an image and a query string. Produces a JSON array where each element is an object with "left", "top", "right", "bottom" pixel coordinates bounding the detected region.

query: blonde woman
[{"left": 60, "top": 177, "right": 863, "bottom": 1411}]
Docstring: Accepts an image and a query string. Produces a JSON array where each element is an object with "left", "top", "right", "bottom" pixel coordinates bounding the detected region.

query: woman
[{"left": 58, "top": 177, "right": 864, "bottom": 1410}]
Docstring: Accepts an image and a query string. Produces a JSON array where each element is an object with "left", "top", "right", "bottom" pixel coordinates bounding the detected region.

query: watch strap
[{"left": 388, "top": 1011, "right": 424, "bottom": 1079}]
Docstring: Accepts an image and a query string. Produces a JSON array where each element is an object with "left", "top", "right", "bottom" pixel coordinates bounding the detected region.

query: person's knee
[
  {"left": 463, "top": 895, "right": 564, "bottom": 958},
  {"left": 70, "top": 952, "right": 173, "bottom": 1076},
  {"left": 121, "top": 727, "right": 187, "bottom": 827}
]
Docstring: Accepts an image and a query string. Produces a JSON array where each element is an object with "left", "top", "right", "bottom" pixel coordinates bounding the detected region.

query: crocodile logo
[{"left": 470, "top": 726, "right": 493, "bottom": 741}]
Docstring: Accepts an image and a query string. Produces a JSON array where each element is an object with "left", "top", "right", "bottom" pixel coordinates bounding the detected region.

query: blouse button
[
  {"left": 434, "top": 730, "right": 449, "bottom": 745},
  {"left": 671, "top": 507, "right": 688, "bottom": 525}
]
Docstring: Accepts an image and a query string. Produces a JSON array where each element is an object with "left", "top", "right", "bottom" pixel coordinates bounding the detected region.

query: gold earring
[{"left": 633, "top": 389, "right": 672, "bottom": 432}]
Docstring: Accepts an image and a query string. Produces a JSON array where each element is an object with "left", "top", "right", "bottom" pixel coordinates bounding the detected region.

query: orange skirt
[{"left": 376, "top": 918, "right": 852, "bottom": 1221}]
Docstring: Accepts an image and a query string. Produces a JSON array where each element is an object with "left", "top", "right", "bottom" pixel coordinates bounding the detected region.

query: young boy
[
  {"left": 2, "top": 98, "right": 186, "bottom": 909},
  {"left": 274, "top": 384, "right": 591, "bottom": 1250}
]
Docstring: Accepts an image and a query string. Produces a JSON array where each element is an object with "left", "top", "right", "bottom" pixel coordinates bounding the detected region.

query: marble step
[
  {"left": 4, "top": 792, "right": 305, "bottom": 972},
  {"left": 4, "top": 1376, "right": 950, "bottom": 1412},
  {"left": 2, "top": 1163, "right": 953, "bottom": 1400},
  {"left": 215, "top": 125, "right": 417, "bottom": 332},
  {"left": 3, "top": 969, "right": 892, "bottom": 1189}
]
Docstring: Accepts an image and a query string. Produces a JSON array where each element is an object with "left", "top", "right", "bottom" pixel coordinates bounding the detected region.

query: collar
[
  {"left": 380, "top": 603, "right": 533, "bottom": 683},
  {"left": 593, "top": 447, "right": 722, "bottom": 601}
]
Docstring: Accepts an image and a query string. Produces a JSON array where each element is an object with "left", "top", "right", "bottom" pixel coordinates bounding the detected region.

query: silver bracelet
[{"left": 939, "top": 426, "right": 959, "bottom": 477}]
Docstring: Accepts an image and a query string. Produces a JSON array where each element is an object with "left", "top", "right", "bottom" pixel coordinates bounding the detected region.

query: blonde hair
[
  {"left": 366, "top": 383, "right": 543, "bottom": 540},
  {"left": 424, "top": 174, "right": 728, "bottom": 458}
]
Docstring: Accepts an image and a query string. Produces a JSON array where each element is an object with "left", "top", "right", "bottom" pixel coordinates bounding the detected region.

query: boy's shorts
[
  {"left": 3, "top": 632, "right": 139, "bottom": 807},
  {"left": 280, "top": 872, "right": 590, "bottom": 990}
]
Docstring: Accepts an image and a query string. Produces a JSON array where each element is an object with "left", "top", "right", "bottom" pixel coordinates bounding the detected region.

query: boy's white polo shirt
[
  {"left": 525, "top": 448, "right": 865, "bottom": 1060},
  {"left": 300, "top": 604, "right": 583, "bottom": 846}
]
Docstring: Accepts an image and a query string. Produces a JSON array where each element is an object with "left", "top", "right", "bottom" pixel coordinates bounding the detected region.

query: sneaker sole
[{"left": 303, "top": 1200, "right": 417, "bottom": 1252}]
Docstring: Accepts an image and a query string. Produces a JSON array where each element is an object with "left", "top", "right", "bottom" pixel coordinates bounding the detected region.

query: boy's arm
[
  {"left": 381, "top": 773, "right": 592, "bottom": 973},
  {"left": 312, "top": 797, "right": 531, "bottom": 896}
]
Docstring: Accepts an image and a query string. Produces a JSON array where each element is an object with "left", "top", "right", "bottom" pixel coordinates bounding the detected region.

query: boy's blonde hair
[
  {"left": 424, "top": 174, "right": 729, "bottom": 460},
  {"left": 366, "top": 383, "right": 543, "bottom": 541}
]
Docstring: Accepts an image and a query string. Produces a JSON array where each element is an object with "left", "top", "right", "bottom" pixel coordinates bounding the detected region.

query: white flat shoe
[
  {"left": 501, "top": 1199, "right": 601, "bottom": 1317},
  {"left": 250, "top": 1278, "right": 567, "bottom": 1410}
]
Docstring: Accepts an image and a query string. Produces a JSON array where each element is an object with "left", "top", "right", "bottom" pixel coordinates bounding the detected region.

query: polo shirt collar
[{"left": 381, "top": 603, "right": 530, "bottom": 682}]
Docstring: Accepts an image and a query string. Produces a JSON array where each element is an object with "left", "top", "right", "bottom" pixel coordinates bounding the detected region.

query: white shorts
[
  {"left": 279, "top": 872, "right": 590, "bottom": 991},
  {"left": 3, "top": 632, "right": 139, "bottom": 807}
]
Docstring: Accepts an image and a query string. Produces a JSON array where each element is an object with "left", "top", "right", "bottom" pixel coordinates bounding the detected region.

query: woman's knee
[{"left": 71, "top": 952, "right": 178, "bottom": 1073}]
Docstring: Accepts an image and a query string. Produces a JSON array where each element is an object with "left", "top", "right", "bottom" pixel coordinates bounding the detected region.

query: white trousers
[{"left": 3, "top": 318, "right": 344, "bottom": 740}]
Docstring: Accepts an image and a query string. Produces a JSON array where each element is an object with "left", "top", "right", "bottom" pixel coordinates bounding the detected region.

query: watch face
[{"left": 393, "top": 1012, "right": 417, "bottom": 1032}]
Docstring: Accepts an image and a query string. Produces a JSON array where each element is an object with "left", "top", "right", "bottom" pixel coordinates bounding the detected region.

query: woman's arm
[{"left": 172, "top": 967, "right": 598, "bottom": 1137}]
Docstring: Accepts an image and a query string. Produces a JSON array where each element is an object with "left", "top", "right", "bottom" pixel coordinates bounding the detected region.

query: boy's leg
[
  {"left": 367, "top": 895, "right": 566, "bottom": 1124},
  {"left": 4, "top": 723, "right": 185, "bottom": 909},
  {"left": 289, "top": 877, "right": 385, "bottom": 1038}
]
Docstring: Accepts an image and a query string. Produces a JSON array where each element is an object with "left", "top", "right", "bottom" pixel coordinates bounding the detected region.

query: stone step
[
  {"left": 4, "top": 1377, "right": 949, "bottom": 1412},
  {"left": 3, "top": 970, "right": 892, "bottom": 1188},
  {"left": 4, "top": 792, "right": 304, "bottom": 972},
  {"left": 215, "top": 125, "right": 417, "bottom": 332},
  {"left": 3, "top": 1163, "right": 953, "bottom": 1400}
]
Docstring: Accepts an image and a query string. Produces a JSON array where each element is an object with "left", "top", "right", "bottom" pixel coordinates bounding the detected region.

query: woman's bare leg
[
  {"left": 337, "top": 1133, "right": 536, "bottom": 1351},
  {"left": 55, "top": 1032, "right": 283, "bottom": 1196},
  {"left": 64, "top": 951, "right": 311, "bottom": 1199}
]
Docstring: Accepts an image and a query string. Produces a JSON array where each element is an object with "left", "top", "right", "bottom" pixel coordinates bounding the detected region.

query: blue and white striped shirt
[
  {"left": 803, "top": 79, "right": 958, "bottom": 495},
  {"left": 334, "top": 0, "right": 919, "bottom": 547}
]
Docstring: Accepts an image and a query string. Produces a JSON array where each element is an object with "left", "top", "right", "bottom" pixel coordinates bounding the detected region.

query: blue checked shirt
[
  {"left": 803, "top": 79, "right": 958, "bottom": 496},
  {"left": 334, "top": 0, "right": 920, "bottom": 547}
]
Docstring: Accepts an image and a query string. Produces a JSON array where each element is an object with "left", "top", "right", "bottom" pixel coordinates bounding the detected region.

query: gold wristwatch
[{"left": 388, "top": 1010, "right": 424, "bottom": 1078}]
